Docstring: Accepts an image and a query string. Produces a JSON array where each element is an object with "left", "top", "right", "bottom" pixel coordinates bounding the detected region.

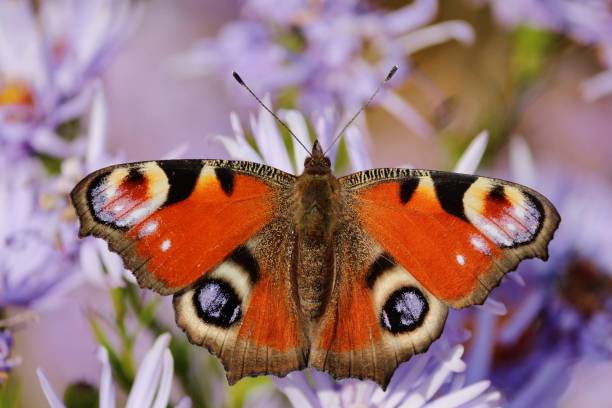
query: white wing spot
[
  {"left": 456, "top": 254, "right": 466, "bottom": 266},
  {"left": 161, "top": 239, "right": 171, "bottom": 252},
  {"left": 139, "top": 220, "right": 159, "bottom": 237},
  {"left": 470, "top": 235, "right": 491, "bottom": 256}
]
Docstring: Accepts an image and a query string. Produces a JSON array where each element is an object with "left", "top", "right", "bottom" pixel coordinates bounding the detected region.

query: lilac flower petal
[
  {"left": 86, "top": 84, "right": 107, "bottom": 168},
  {"left": 175, "top": 397, "right": 192, "bottom": 408},
  {"left": 508, "top": 355, "right": 569, "bottom": 408},
  {"left": 253, "top": 96, "right": 293, "bottom": 173},
  {"left": 465, "top": 311, "right": 496, "bottom": 384},
  {"left": 125, "top": 333, "right": 171, "bottom": 408},
  {"left": 97, "top": 347, "right": 116, "bottom": 408},
  {"left": 453, "top": 131, "right": 488, "bottom": 174},
  {"left": 480, "top": 297, "right": 508, "bottom": 316},
  {"left": 509, "top": 137, "right": 537, "bottom": 187},
  {"left": 215, "top": 135, "right": 262, "bottom": 163},
  {"left": 385, "top": 0, "right": 438, "bottom": 34},
  {"left": 399, "top": 21, "right": 475, "bottom": 55},
  {"left": 345, "top": 126, "right": 373, "bottom": 172},
  {"left": 508, "top": 270, "right": 526, "bottom": 286},
  {"left": 36, "top": 368, "right": 66, "bottom": 408},
  {"left": 310, "top": 369, "right": 341, "bottom": 407},
  {"left": 580, "top": 69, "right": 612, "bottom": 102},
  {"left": 425, "top": 380, "right": 494, "bottom": 408},
  {"left": 379, "top": 91, "right": 434, "bottom": 138},
  {"left": 382, "top": 354, "right": 431, "bottom": 406},
  {"left": 404, "top": 346, "right": 466, "bottom": 407},
  {"left": 281, "top": 110, "right": 311, "bottom": 173},
  {"left": 162, "top": 142, "right": 190, "bottom": 160},
  {"left": 498, "top": 291, "right": 545, "bottom": 345},
  {"left": 151, "top": 349, "right": 174, "bottom": 408},
  {"left": 273, "top": 371, "right": 321, "bottom": 408}
]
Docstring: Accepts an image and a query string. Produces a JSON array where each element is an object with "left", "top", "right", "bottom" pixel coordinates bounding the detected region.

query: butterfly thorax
[{"left": 293, "top": 142, "right": 340, "bottom": 321}]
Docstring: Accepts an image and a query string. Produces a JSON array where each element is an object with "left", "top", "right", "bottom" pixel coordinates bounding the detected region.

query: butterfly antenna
[
  {"left": 232, "top": 71, "right": 311, "bottom": 155},
  {"left": 323, "top": 65, "right": 399, "bottom": 156}
]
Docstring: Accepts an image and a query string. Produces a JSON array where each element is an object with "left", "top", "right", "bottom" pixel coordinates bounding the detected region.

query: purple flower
[
  {"left": 0, "top": 157, "right": 80, "bottom": 308},
  {"left": 271, "top": 343, "right": 500, "bottom": 408},
  {"left": 37, "top": 333, "right": 191, "bottom": 408},
  {"left": 0, "top": 329, "right": 20, "bottom": 384},
  {"left": 462, "top": 138, "right": 612, "bottom": 406},
  {"left": 0, "top": 0, "right": 138, "bottom": 159},
  {"left": 171, "top": 0, "right": 474, "bottom": 138},
  {"left": 481, "top": 0, "right": 612, "bottom": 101}
]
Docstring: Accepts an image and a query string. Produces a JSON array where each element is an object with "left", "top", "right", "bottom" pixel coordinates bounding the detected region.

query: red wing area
[
  {"left": 344, "top": 171, "right": 559, "bottom": 307},
  {"left": 71, "top": 160, "right": 294, "bottom": 294},
  {"left": 173, "top": 220, "right": 308, "bottom": 384},
  {"left": 309, "top": 230, "right": 449, "bottom": 387}
]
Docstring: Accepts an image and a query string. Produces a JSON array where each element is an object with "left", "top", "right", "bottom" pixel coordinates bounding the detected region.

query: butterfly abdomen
[{"left": 293, "top": 171, "right": 341, "bottom": 323}]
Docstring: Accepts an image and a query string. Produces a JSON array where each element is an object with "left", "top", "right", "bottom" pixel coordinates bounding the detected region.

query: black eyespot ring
[
  {"left": 381, "top": 286, "right": 429, "bottom": 334},
  {"left": 193, "top": 279, "right": 242, "bottom": 327}
]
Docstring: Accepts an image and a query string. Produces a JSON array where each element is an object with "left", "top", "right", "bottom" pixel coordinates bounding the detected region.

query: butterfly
[{"left": 70, "top": 69, "right": 560, "bottom": 389}]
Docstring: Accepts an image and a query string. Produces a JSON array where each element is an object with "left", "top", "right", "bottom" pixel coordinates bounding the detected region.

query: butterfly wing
[
  {"left": 309, "top": 221, "right": 449, "bottom": 387},
  {"left": 72, "top": 160, "right": 308, "bottom": 381},
  {"left": 71, "top": 160, "right": 292, "bottom": 294},
  {"left": 340, "top": 169, "right": 560, "bottom": 308},
  {"left": 310, "top": 168, "right": 559, "bottom": 388}
]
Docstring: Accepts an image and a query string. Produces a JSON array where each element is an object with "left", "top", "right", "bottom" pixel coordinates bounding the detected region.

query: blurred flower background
[{"left": 0, "top": 0, "right": 611, "bottom": 407}]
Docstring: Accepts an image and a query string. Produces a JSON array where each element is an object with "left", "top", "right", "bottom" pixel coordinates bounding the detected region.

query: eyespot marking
[
  {"left": 193, "top": 279, "right": 242, "bottom": 328},
  {"left": 228, "top": 245, "right": 259, "bottom": 284},
  {"left": 366, "top": 253, "right": 396, "bottom": 288},
  {"left": 381, "top": 286, "right": 429, "bottom": 334}
]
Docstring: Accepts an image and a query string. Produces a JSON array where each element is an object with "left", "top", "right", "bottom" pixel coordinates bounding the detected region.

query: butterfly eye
[
  {"left": 324, "top": 157, "right": 331, "bottom": 167},
  {"left": 381, "top": 287, "right": 429, "bottom": 334},
  {"left": 194, "top": 279, "right": 242, "bottom": 327}
]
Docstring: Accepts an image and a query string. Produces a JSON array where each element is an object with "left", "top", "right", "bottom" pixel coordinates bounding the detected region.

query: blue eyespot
[
  {"left": 194, "top": 279, "right": 242, "bottom": 327},
  {"left": 381, "top": 287, "right": 428, "bottom": 333}
]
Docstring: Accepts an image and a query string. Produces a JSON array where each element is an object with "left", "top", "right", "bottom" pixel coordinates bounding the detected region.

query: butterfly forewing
[{"left": 70, "top": 159, "right": 294, "bottom": 294}]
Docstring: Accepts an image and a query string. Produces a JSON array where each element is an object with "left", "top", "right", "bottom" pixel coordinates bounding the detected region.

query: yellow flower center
[{"left": 0, "top": 80, "right": 34, "bottom": 107}]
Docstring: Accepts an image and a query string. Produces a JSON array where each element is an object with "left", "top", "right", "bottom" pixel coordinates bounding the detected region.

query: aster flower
[
  {"left": 0, "top": 156, "right": 81, "bottom": 308},
  {"left": 37, "top": 333, "right": 191, "bottom": 408},
  {"left": 271, "top": 343, "right": 499, "bottom": 408},
  {"left": 170, "top": 0, "right": 474, "bottom": 138},
  {"left": 0, "top": 0, "right": 138, "bottom": 159},
  {"left": 463, "top": 138, "right": 612, "bottom": 406},
  {"left": 51, "top": 84, "right": 130, "bottom": 288},
  {"left": 479, "top": 0, "right": 612, "bottom": 101},
  {"left": 0, "top": 329, "right": 20, "bottom": 385}
]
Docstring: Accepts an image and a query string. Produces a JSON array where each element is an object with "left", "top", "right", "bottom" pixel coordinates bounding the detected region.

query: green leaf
[
  {"left": 0, "top": 376, "right": 21, "bottom": 407},
  {"left": 228, "top": 376, "right": 273, "bottom": 408},
  {"left": 63, "top": 382, "right": 99, "bottom": 408},
  {"left": 511, "top": 26, "right": 557, "bottom": 86}
]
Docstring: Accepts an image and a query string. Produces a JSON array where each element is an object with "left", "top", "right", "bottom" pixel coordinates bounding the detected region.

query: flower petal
[
  {"left": 97, "top": 347, "right": 116, "bottom": 408},
  {"left": 453, "top": 130, "right": 488, "bottom": 174},
  {"left": 36, "top": 368, "right": 66, "bottom": 408},
  {"left": 125, "top": 333, "right": 171, "bottom": 408},
  {"left": 151, "top": 349, "right": 174, "bottom": 408}
]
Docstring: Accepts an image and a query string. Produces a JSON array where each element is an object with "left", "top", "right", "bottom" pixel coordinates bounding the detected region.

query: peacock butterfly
[{"left": 70, "top": 69, "right": 560, "bottom": 388}]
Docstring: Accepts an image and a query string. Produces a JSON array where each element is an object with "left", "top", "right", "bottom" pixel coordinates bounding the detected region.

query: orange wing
[
  {"left": 340, "top": 169, "right": 560, "bottom": 307},
  {"left": 72, "top": 160, "right": 309, "bottom": 382},
  {"left": 71, "top": 160, "right": 295, "bottom": 294}
]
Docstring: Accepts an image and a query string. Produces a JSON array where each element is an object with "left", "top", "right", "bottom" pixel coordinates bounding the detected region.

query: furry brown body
[{"left": 293, "top": 142, "right": 340, "bottom": 323}]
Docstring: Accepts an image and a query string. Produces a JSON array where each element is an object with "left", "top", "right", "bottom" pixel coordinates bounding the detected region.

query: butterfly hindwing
[
  {"left": 340, "top": 169, "right": 560, "bottom": 308},
  {"left": 309, "top": 221, "right": 448, "bottom": 387},
  {"left": 173, "top": 218, "right": 309, "bottom": 383},
  {"left": 70, "top": 159, "right": 295, "bottom": 294}
]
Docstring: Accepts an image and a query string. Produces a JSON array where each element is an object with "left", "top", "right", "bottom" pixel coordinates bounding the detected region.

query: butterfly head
[{"left": 304, "top": 140, "right": 332, "bottom": 175}]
